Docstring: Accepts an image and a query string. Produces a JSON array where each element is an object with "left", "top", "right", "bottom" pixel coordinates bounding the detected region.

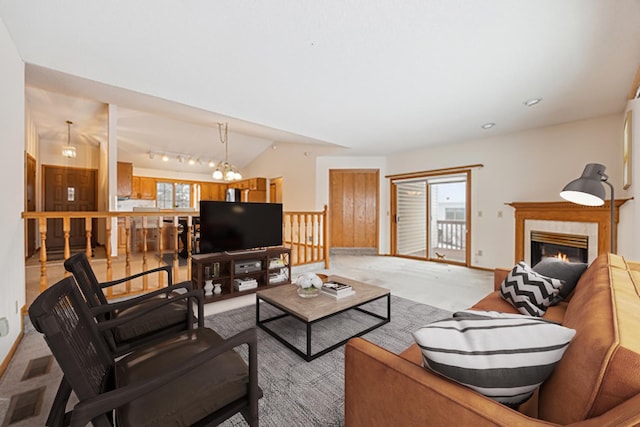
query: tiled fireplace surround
[{"left": 508, "top": 200, "right": 628, "bottom": 265}]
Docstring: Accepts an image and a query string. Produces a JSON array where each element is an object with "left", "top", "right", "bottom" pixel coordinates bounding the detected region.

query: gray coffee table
[{"left": 256, "top": 275, "right": 391, "bottom": 361}]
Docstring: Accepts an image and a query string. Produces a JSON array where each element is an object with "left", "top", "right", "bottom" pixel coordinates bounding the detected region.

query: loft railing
[
  {"left": 22, "top": 207, "right": 329, "bottom": 299},
  {"left": 283, "top": 206, "right": 329, "bottom": 266}
]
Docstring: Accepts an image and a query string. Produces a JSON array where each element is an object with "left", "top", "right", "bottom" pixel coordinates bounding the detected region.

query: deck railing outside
[
  {"left": 435, "top": 219, "right": 466, "bottom": 250},
  {"left": 22, "top": 206, "right": 328, "bottom": 299}
]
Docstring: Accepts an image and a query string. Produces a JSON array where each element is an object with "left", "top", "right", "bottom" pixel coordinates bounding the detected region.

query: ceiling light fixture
[
  {"left": 481, "top": 122, "right": 495, "bottom": 130},
  {"left": 61, "top": 120, "right": 77, "bottom": 158},
  {"left": 162, "top": 154, "right": 169, "bottom": 162},
  {"left": 523, "top": 98, "right": 542, "bottom": 107},
  {"left": 212, "top": 122, "right": 242, "bottom": 181}
]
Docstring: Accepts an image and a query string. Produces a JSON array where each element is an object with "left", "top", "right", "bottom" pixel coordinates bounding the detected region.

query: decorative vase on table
[
  {"left": 296, "top": 272, "right": 323, "bottom": 298},
  {"left": 213, "top": 283, "right": 222, "bottom": 295},
  {"left": 204, "top": 280, "right": 214, "bottom": 297}
]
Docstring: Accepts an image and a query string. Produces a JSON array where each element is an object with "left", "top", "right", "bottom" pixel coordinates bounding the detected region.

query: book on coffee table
[
  {"left": 321, "top": 281, "right": 353, "bottom": 295},
  {"left": 321, "top": 289, "right": 355, "bottom": 299}
]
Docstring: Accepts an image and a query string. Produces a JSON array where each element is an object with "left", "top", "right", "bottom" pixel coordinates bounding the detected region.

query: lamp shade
[{"left": 560, "top": 163, "right": 607, "bottom": 206}]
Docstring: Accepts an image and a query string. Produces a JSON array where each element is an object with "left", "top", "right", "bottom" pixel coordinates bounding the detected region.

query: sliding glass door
[{"left": 393, "top": 173, "right": 468, "bottom": 264}]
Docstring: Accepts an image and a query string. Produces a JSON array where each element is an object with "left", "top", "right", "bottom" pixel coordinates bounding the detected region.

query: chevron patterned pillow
[
  {"left": 413, "top": 312, "right": 576, "bottom": 407},
  {"left": 499, "top": 262, "right": 563, "bottom": 316}
]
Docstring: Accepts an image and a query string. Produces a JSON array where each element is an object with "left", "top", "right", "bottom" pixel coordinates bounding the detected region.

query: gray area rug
[
  {"left": 209, "top": 295, "right": 451, "bottom": 427},
  {"left": 0, "top": 295, "right": 450, "bottom": 426}
]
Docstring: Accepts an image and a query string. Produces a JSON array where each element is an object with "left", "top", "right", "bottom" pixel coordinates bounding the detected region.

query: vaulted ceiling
[{"left": 2, "top": 1, "right": 640, "bottom": 173}]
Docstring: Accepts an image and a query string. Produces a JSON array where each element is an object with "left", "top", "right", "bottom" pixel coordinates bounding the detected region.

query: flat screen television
[{"left": 199, "top": 201, "right": 283, "bottom": 254}]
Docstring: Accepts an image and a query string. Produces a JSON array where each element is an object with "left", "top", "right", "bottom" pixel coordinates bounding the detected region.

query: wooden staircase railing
[{"left": 22, "top": 207, "right": 328, "bottom": 299}]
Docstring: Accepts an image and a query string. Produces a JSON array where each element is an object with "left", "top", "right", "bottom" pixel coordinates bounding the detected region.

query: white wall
[
  {"left": 0, "top": 17, "right": 26, "bottom": 364},
  {"left": 39, "top": 138, "right": 101, "bottom": 170},
  {"left": 244, "top": 142, "right": 348, "bottom": 211},
  {"left": 387, "top": 114, "right": 626, "bottom": 269},
  {"left": 244, "top": 115, "right": 626, "bottom": 267}
]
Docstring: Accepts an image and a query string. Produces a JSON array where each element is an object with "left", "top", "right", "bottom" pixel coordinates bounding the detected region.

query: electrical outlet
[
  {"left": 478, "top": 210, "right": 483, "bottom": 217},
  {"left": 497, "top": 210, "right": 503, "bottom": 218},
  {"left": 477, "top": 249, "right": 483, "bottom": 256}
]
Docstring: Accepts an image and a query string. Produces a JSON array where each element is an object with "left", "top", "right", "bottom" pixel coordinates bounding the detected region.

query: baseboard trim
[{"left": 0, "top": 330, "right": 24, "bottom": 378}]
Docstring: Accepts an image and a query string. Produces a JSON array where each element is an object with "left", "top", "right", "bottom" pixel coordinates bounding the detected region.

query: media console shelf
[{"left": 191, "top": 247, "right": 291, "bottom": 303}]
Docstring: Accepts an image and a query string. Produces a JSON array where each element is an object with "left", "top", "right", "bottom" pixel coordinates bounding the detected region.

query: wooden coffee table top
[{"left": 256, "top": 275, "right": 390, "bottom": 322}]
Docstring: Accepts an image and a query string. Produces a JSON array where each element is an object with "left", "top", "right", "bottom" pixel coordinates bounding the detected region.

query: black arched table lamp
[{"left": 560, "top": 163, "right": 615, "bottom": 253}]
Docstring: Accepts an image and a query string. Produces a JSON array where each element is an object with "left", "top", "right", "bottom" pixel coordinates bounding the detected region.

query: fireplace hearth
[{"left": 530, "top": 231, "right": 588, "bottom": 266}]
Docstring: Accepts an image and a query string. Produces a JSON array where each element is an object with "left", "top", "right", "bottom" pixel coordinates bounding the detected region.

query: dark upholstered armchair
[
  {"left": 29, "top": 276, "right": 261, "bottom": 427},
  {"left": 63, "top": 252, "right": 204, "bottom": 356}
]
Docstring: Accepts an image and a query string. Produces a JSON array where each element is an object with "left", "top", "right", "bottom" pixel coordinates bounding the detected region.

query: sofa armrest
[
  {"left": 345, "top": 337, "right": 556, "bottom": 427},
  {"left": 494, "top": 268, "right": 510, "bottom": 291}
]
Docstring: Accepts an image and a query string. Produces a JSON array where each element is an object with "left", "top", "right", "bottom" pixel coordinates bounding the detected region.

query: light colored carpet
[{"left": 3, "top": 255, "right": 493, "bottom": 425}]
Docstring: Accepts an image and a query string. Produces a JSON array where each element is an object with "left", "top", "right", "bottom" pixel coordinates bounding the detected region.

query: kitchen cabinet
[
  {"left": 201, "top": 182, "right": 226, "bottom": 201},
  {"left": 132, "top": 176, "right": 157, "bottom": 200},
  {"left": 117, "top": 162, "right": 133, "bottom": 198}
]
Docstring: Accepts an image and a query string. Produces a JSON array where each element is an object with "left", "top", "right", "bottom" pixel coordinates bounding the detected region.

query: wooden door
[
  {"left": 329, "top": 169, "right": 379, "bottom": 250},
  {"left": 25, "top": 153, "right": 37, "bottom": 257},
  {"left": 44, "top": 166, "right": 98, "bottom": 251}
]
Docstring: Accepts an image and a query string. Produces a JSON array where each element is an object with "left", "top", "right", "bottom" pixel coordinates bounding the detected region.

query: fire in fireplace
[{"left": 530, "top": 231, "right": 588, "bottom": 266}]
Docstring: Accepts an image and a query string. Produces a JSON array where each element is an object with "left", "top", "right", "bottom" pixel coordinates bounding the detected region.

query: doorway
[
  {"left": 270, "top": 177, "right": 283, "bottom": 203},
  {"left": 392, "top": 171, "right": 469, "bottom": 265},
  {"left": 43, "top": 165, "right": 98, "bottom": 252},
  {"left": 25, "top": 153, "right": 37, "bottom": 257}
]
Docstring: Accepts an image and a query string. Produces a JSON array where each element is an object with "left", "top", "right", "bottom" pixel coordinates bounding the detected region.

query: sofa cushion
[
  {"left": 532, "top": 257, "right": 587, "bottom": 302},
  {"left": 499, "top": 262, "right": 563, "bottom": 316},
  {"left": 412, "top": 312, "right": 576, "bottom": 407}
]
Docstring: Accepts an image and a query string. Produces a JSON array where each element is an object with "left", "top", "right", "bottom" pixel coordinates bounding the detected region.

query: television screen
[{"left": 199, "top": 201, "right": 283, "bottom": 253}]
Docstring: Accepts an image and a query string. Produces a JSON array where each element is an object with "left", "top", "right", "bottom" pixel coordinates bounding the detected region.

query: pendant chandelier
[
  {"left": 61, "top": 120, "right": 77, "bottom": 158},
  {"left": 212, "top": 122, "right": 242, "bottom": 181}
]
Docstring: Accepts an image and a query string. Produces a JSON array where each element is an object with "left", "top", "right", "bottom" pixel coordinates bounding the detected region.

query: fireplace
[
  {"left": 508, "top": 200, "right": 628, "bottom": 265},
  {"left": 530, "top": 231, "right": 588, "bottom": 266}
]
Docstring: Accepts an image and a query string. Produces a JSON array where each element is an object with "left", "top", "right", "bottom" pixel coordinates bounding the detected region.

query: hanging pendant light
[
  {"left": 212, "top": 122, "right": 242, "bottom": 181},
  {"left": 61, "top": 120, "right": 77, "bottom": 158}
]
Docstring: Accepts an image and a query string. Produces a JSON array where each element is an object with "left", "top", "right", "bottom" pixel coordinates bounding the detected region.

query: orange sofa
[{"left": 344, "top": 253, "right": 640, "bottom": 426}]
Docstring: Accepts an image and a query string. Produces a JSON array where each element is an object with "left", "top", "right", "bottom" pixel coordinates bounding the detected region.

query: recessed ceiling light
[
  {"left": 523, "top": 98, "right": 542, "bottom": 107},
  {"left": 481, "top": 122, "right": 495, "bottom": 130},
  {"left": 162, "top": 154, "right": 169, "bottom": 162}
]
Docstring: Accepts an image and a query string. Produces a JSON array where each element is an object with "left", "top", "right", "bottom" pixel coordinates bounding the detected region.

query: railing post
[
  {"left": 125, "top": 216, "right": 131, "bottom": 292},
  {"left": 85, "top": 217, "right": 92, "bottom": 260},
  {"left": 323, "top": 205, "right": 330, "bottom": 269},
  {"left": 172, "top": 216, "right": 179, "bottom": 284},
  {"left": 187, "top": 215, "right": 193, "bottom": 281},
  {"left": 142, "top": 215, "right": 149, "bottom": 290},
  {"left": 158, "top": 216, "right": 164, "bottom": 285},
  {"left": 105, "top": 216, "right": 113, "bottom": 282},
  {"left": 38, "top": 217, "right": 48, "bottom": 292},
  {"left": 63, "top": 217, "right": 71, "bottom": 267}
]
